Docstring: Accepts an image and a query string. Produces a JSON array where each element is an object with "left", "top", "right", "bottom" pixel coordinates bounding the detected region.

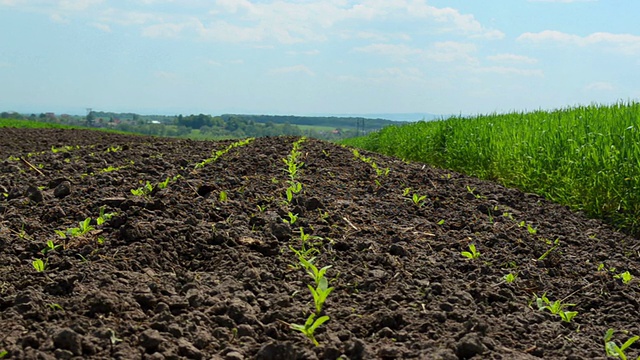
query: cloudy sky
[{"left": 1, "top": 0, "right": 639, "bottom": 117}]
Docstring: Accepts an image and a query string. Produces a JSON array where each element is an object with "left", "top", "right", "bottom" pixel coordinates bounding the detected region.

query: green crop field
[
  {"left": 341, "top": 101, "right": 640, "bottom": 235},
  {"left": 0, "top": 119, "right": 79, "bottom": 129}
]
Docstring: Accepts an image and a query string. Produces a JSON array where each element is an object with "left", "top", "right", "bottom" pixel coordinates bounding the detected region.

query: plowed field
[{"left": 0, "top": 128, "right": 639, "bottom": 359}]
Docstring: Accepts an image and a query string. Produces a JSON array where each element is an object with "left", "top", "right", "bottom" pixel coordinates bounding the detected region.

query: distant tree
[{"left": 86, "top": 111, "right": 96, "bottom": 127}]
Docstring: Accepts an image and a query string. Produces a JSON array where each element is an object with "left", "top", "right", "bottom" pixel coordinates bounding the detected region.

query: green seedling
[
  {"left": 157, "top": 177, "right": 171, "bottom": 190},
  {"left": 0, "top": 350, "right": 7, "bottom": 358},
  {"left": 41, "top": 240, "right": 62, "bottom": 255},
  {"left": 308, "top": 276, "right": 333, "bottom": 314},
  {"left": 437, "top": 219, "right": 445, "bottom": 225},
  {"left": 106, "top": 145, "right": 122, "bottom": 153},
  {"left": 604, "top": 328, "right": 639, "bottom": 360},
  {"left": 538, "top": 238, "right": 561, "bottom": 261},
  {"left": 527, "top": 223, "right": 537, "bottom": 235},
  {"left": 614, "top": 271, "right": 633, "bottom": 284},
  {"left": 534, "top": 293, "right": 578, "bottom": 322},
  {"left": 318, "top": 210, "right": 330, "bottom": 223},
  {"left": 76, "top": 218, "right": 94, "bottom": 235},
  {"left": 257, "top": 204, "right": 267, "bottom": 212},
  {"left": 284, "top": 212, "right": 299, "bottom": 225},
  {"left": 99, "top": 165, "right": 124, "bottom": 173},
  {"left": 290, "top": 313, "right": 330, "bottom": 347},
  {"left": 503, "top": 273, "right": 517, "bottom": 283},
  {"left": 48, "top": 303, "right": 64, "bottom": 311},
  {"left": 97, "top": 207, "right": 116, "bottom": 225},
  {"left": 466, "top": 186, "right": 482, "bottom": 199},
  {"left": 32, "top": 258, "right": 47, "bottom": 272},
  {"left": 131, "top": 181, "right": 153, "bottom": 196},
  {"left": 411, "top": 193, "right": 427, "bottom": 207},
  {"left": 290, "top": 255, "right": 333, "bottom": 347},
  {"left": 461, "top": 244, "right": 481, "bottom": 260},
  {"left": 289, "top": 244, "right": 319, "bottom": 264},
  {"left": 299, "top": 227, "right": 322, "bottom": 245},
  {"left": 285, "top": 182, "right": 303, "bottom": 203},
  {"left": 374, "top": 166, "right": 390, "bottom": 177},
  {"left": 195, "top": 138, "right": 255, "bottom": 169},
  {"left": 402, "top": 187, "right": 411, "bottom": 196},
  {"left": 60, "top": 218, "right": 95, "bottom": 238},
  {"left": 219, "top": 191, "right": 228, "bottom": 202},
  {"left": 299, "top": 257, "right": 332, "bottom": 287}
]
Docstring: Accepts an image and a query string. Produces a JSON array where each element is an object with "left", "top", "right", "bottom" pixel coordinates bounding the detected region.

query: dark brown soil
[{"left": 1, "top": 128, "right": 639, "bottom": 360}]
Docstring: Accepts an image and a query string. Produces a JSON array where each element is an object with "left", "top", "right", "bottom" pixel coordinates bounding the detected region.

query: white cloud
[
  {"left": 49, "top": 13, "right": 69, "bottom": 23},
  {"left": 0, "top": 0, "right": 23, "bottom": 5},
  {"left": 59, "top": 0, "right": 103, "bottom": 11},
  {"left": 354, "top": 43, "right": 423, "bottom": 60},
  {"left": 174, "top": 1, "right": 501, "bottom": 44},
  {"left": 268, "top": 65, "right": 315, "bottom": 76},
  {"left": 425, "top": 41, "right": 477, "bottom": 64},
  {"left": 287, "top": 49, "right": 320, "bottom": 56},
  {"left": 487, "top": 53, "right": 538, "bottom": 64},
  {"left": 393, "top": 2, "right": 504, "bottom": 39},
  {"left": 517, "top": 30, "right": 640, "bottom": 54},
  {"left": 354, "top": 41, "right": 478, "bottom": 65},
  {"left": 369, "top": 67, "right": 425, "bottom": 82},
  {"left": 153, "top": 71, "right": 182, "bottom": 81},
  {"left": 194, "top": 19, "right": 266, "bottom": 42},
  {"left": 90, "top": 22, "right": 111, "bottom": 32},
  {"left": 584, "top": 82, "right": 614, "bottom": 91},
  {"left": 142, "top": 21, "right": 190, "bottom": 38},
  {"left": 474, "top": 66, "right": 544, "bottom": 77},
  {"left": 3, "top": 1, "right": 503, "bottom": 45}
]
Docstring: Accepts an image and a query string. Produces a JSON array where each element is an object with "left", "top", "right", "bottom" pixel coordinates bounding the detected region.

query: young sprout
[
  {"left": 503, "top": 273, "right": 517, "bottom": 283},
  {"left": 538, "top": 238, "right": 560, "bottom": 261},
  {"left": 290, "top": 314, "right": 330, "bottom": 347},
  {"left": 461, "top": 244, "right": 481, "bottom": 260},
  {"left": 604, "top": 328, "right": 639, "bottom": 360},
  {"left": 411, "top": 193, "right": 427, "bottom": 207},
  {"left": 614, "top": 271, "right": 633, "bottom": 284},
  {"left": 78, "top": 218, "right": 94, "bottom": 235},
  {"left": 96, "top": 207, "right": 116, "bottom": 226},
  {"left": 32, "top": 259, "right": 47, "bottom": 272},
  {"left": 534, "top": 293, "right": 578, "bottom": 322},
  {"left": 284, "top": 212, "right": 299, "bottom": 225},
  {"left": 41, "top": 240, "right": 62, "bottom": 255},
  {"left": 219, "top": 191, "right": 228, "bottom": 202}
]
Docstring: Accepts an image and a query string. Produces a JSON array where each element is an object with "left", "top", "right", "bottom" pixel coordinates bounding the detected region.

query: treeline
[
  {"left": 175, "top": 113, "right": 306, "bottom": 138},
  {"left": 219, "top": 114, "right": 396, "bottom": 129},
  {"left": 1, "top": 110, "right": 398, "bottom": 140}
]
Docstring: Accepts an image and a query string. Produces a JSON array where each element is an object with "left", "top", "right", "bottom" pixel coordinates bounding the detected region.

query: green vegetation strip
[
  {"left": 0, "top": 118, "right": 130, "bottom": 135},
  {"left": 342, "top": 101, "right": 640, "bottom": 234}
]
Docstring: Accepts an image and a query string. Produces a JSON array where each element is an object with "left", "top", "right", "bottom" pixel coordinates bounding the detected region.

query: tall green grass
[{"left": 342, "top": 101, "right": 640, "bottom": 234}]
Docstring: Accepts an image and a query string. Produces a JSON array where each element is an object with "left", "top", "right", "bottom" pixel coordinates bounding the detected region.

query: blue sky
[{"left": 1, "top": 0, "right": 639, "bottom": 117}]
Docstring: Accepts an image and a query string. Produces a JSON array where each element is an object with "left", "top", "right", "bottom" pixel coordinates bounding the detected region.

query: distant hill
[{"left": 327, "top": 113, "right": 443, "bottom": 122}]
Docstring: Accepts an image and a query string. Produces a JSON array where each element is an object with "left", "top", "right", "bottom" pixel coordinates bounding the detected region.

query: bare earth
[{"left": 0, "top": 128, "right": 639, "bottom": 359}]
